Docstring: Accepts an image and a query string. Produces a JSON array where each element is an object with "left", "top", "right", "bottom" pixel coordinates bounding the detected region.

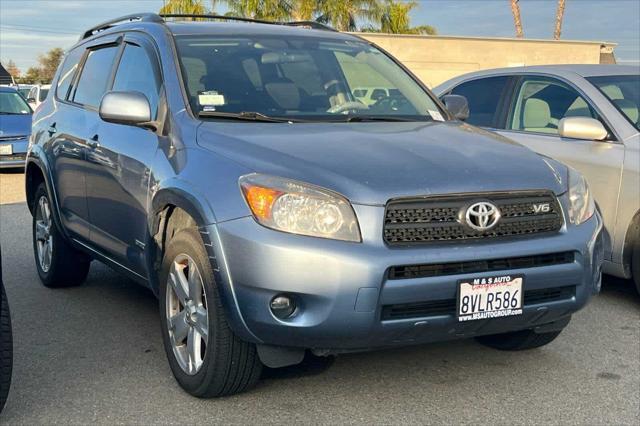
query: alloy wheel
[
  {"left": 35, "top": 196, "right": 53, "bottom": 273},
  {"left": 166, "top": 253, "right": 209, "bottom": 375}
]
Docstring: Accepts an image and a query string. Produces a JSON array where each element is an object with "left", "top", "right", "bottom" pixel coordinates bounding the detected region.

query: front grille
[
  {"left": 381, "top": 286, "right": 576, "bottom": 320},
  {"left": 388, "top": 251, "right": 575, "bottom": 280},
  {"left": 384, "top": 191, "right": 563, "bottom": 245}
]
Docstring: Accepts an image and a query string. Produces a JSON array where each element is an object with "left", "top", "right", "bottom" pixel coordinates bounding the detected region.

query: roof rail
[
  {"left": 81, "top": 13, "right": 163, "bottom": 40},
  {"left": 80, "top": 13, "right": 338, "bottom": 41},
  {"left": 161, "top": 14, "right": 337, "bottom": 32}
]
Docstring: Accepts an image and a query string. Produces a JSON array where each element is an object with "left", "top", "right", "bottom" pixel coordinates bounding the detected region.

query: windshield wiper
[
  {"left": 198, "top": 110, "right": 297, "bottom": 123},
  {"left": 340, "top": 115, "right": 429, "bottom": 122}
]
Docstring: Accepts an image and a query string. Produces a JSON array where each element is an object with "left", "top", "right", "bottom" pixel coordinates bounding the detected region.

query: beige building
[{"left": 353, "top": 33, "right": 617, "bottom": 88}]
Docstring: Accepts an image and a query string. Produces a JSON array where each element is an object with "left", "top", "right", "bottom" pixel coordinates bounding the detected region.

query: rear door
[
  {"left": 49, "top": 39, "right": 121, "bottom": 240},
  {"left": 494, "top": 75, "right": 624, "bottom": 258},
  {"left": 85, "top": 35, "right": 163, "bottom": 276}
]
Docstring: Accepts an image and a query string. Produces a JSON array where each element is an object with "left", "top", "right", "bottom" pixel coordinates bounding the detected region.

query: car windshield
[
  {"left": 587, "top": 74, "right": 640, "bottom": 130},
  {"left": 0, "top": 91, "right": 31, "bottom": 114},
  {"left": 175, "top": 34, "right": 444, "bottom": 122},
  {"left": 17, "top": 88, "right": 31, "bottom": 99}
]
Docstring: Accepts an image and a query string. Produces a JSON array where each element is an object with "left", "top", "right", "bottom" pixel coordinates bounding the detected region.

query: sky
[{"left": 1, "top": 0, "right": 639, "bottom": 72}]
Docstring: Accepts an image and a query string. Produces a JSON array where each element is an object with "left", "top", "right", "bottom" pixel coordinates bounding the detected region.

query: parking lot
[{"left": 0, "top": 173, "right": 638, "bottom": 425}]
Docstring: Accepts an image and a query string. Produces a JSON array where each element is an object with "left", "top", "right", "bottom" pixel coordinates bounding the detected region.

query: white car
[{"left": 26, "top": 84, "right": 51, "bottom": 109}]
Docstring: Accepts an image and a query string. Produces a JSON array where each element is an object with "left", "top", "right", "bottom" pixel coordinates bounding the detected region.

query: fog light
[{"left": 270, "top": 295, "right": 296, "bottom": 319}]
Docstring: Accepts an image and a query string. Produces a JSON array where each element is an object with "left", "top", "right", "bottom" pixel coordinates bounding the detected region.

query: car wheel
[
  {"left": 32, "top": 183, "right": 90, "bottom": 288},
  {"left": 632, "top": 240, "right": 640, "bottom": 294},
  {"left": 0, "top": 282, "right": 12, "bottom": 413},
  {"left": 159, "top": 227, "right": 262, "bottom": 397},
  {"left": 475, "top": 328, "right": 563, "bottom": 351}
]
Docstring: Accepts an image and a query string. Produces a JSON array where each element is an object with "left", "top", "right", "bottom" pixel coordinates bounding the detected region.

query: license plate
[
  {"left": 457, "top": 274, "right": 524, "bottom": 321},
  {"left": 0, "top": 144, "right": 12, "bottom": 155}
]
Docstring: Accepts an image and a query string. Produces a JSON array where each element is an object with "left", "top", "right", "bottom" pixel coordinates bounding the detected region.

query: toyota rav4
[{"left": 26, "top": 14, "right": 603, "bottom": 397}]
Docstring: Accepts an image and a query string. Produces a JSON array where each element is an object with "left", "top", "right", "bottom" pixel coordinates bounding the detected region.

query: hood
[
  {"left": 197, "top": 121, "right": 567, "bottom": 205},
  {"left": 0, "top": 113, "right": 32, "bottom": 138}
]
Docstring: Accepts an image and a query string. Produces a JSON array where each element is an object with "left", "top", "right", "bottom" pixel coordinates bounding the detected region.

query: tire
[
  {"left": 0, "top": 282, "right": 12, "bottom": 413},
  {"left": 159, "top": 227, "right": 262, "bottom": 397},
  {"left": 32, "top": 183, "right": 90, "bottom": 288},
  {"left": 632, "top": 241, "right": 640, "bottom": 295},
  {"left": 476, "top": 329, "right": 563, "bottom": 351}
]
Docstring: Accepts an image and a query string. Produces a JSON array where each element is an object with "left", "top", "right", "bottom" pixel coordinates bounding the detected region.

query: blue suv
[{"left": 26, "top": 14, "right": 603, "bottom": 397}]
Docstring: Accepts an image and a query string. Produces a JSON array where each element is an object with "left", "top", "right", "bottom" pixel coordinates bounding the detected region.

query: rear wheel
[
  {"left": 0, "top": 282, "right": 12, "bottom": 413},
  {"left": 159, "top": 227, "right": 262, "bottom": 397},
  {"left": 32, "top": 183, "right": 90, "bottom": 288},
  {"left": 476, "top": 328, "right": 563, "bottom": 351},
  {"left": 632, "top": 241, "right": 640, "bottom": 294}
]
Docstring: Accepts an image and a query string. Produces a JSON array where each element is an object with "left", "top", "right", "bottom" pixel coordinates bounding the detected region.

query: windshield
[
  {"left": 17, "top": 88, "right": 31, "bottom": 99},
  {"left": 587, "top": 74, "right": 640, "bottom": 130},
  {"left": 175, "top": 35, "right": 444, "bottom": 122},
  {"left": 0, "top": 91, "right": 31, "bottom": 114}
]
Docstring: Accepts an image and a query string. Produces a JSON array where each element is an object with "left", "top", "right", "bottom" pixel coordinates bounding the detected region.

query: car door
[
  {"left": 46, "top": 42, "right": 120, "bottom": 240},
  {"left": 494, "top": 75, "right": 624, "bottom": 259},
  {"left": 85, "top": 35, "right": 163, "bottom": 276}
]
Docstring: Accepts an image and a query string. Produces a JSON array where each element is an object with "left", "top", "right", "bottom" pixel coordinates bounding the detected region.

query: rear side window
[
  {"left": 112, "top": 43, "right": 161, "bottom": 119},
  {"left": 73, "top": 45, "right": 119, "bottom": 108},
  {"left": 449, "top": 76, "right": 509, "bottom": 127},
  {"left": 55, "top": 48, "right": 83, "bottom": 100}
]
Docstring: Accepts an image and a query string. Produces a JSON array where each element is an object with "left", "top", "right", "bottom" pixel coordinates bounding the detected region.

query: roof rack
[
  {"left": 81, "top": 13, "right": 163, "bottom": 40},
  {"left": 80, "top": 13, "right": 337, "bottom": 41}
]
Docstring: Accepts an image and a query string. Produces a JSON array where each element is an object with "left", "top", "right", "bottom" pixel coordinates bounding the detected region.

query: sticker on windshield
[
  {"left": 199, "top": 91, "right": 226, "bottom": 107},
  {"left": 428, "top": 110, "right": 444, "bottom": 122}
]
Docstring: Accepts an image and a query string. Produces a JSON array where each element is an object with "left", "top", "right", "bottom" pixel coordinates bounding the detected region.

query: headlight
[
  {"left": 239, "top": 174, "right": 361, "bottom": 242},
  {"left": 568, "top": 167, "right": 595, "bottom": 225}
]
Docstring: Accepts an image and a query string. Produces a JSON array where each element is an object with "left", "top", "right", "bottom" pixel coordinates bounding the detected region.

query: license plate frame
[
  {"left": 0, "top": 144, "right": 12, "bottom": 155},
  {"left": 457, "top": 274, "right": 524, "bottom": 322}
]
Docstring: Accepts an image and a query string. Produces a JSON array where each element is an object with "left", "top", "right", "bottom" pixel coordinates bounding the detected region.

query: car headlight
[
  {"left": 568, "top": 167, "right": 595, "bottom": 225},
  {"left": 239, "top": 174, "right": 361, "bottom": 242}
]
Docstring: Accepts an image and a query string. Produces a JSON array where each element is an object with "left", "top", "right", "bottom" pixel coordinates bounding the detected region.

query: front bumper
[
  {"left": 0, "top": 139, "right": 28, "bottom": 169},
  {"left": 209, "top": 204, "right": 603, "bottom": 351}
]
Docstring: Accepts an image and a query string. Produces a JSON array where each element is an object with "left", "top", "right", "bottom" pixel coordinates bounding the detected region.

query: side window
[
  {"left": 72, "top": 45, "right": 119, "bottom": 108},
  {"left": 449, "top": 76, "right": 509, "bottom": 127},
  {"left": 508, "top": 77, "right": 598, "bottom": 134},
  {"left": 28, "top": 87, "right": 36, "bottom": 100},
  {"left": 112, "top": 43, "right": 161, "bottom": 119},
  {"left": 55, "top": 48, "right": 84, "bottom": 100}
]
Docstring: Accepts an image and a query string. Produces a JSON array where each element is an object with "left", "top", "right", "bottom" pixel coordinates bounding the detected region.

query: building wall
[{"left": 354, "top": 33, "right": 616, "bottom": 88}]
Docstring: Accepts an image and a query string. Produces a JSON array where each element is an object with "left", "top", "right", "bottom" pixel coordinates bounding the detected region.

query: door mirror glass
[
  {"left": 558, "top": 117, "right": 608, "bottom": 141},
  {"left": 27, "top": 97, "right": 36, "bottom": 104},
  {"left": 99, "top": 91, "right": 151, "bottom": 126},
  {"left": 443, "top": 94, "right": 470, "bottom": 121}
]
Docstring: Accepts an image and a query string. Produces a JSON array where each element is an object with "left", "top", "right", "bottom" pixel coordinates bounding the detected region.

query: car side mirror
[
  {"left": 27, "top": 97, "right": 36, "bottom": 104},
  {"left": 443, "top": 94, "right": 469, "bottom": 121},
  {"left": 99, "top": 91, "right": 152, "bottom": 127},
  {"left": 558, "top": 117, "right": 608, "bottom": 141}
]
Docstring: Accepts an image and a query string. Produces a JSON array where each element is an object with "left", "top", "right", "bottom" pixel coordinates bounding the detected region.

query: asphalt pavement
[{"left": 0, "top": 190, "right": 639, "bottom": 424}]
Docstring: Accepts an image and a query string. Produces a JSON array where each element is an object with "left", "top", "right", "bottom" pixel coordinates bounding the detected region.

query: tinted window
[
  {"left": 509, "top": 77, "right": 599, "bottom": 134},
  {"left": 587, "top": 74, "right": 639, "bottom": 130},
  {"left": 56, "top": 48, "right": 83, "bottom": 100},
  {"left": 73, "top": 46, "right": 118, "bottom": 108},
  {"left": 449, "top": 76, "right": 509, "bottom": 127},
  {"left": 39, "top": 89, "right": 49, "bottom": 102},
  {"left": 112, "top": 43, "right": 160, "bottom": 119}
]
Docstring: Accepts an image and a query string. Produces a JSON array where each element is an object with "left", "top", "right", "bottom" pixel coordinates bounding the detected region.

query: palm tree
[
  {"left": 554, "top": 0, "right": 566, "bottom": 40},
  {"left": 212, "top": 0, "right": 292, "bottom": 21},
  {"left": 160, "top": 0, "right": 207, "bottom": 15},
  {"left": 291, "top": 0, "right": 317, "bottom": 21},
  {"left": 379, "top": 0, "right": 436, "bottom": 35},
  {"left": 315, "top": 0, "right": 381, "bottom": 32},
  {"left": 510, "top": 0, "right": 524, "bottom": 38}
]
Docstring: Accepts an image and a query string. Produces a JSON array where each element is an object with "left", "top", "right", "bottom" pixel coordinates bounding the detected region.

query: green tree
[
  {"left": 214, "top": 0, "right": 292, "bottom": 21},
  {"left": 290, "top": 0, "right": 316, "bottom": 21},
  {"left": 19, "top": 67, "right": 43, "bottom": 84},
  {"left": 37, "top": 48, "right": 64, "bottom": 82},
  {"left": 378, "top": 0, "right": 436, "bottom": 34},
  {"left": 5, "top": 60, "right": 20, "bottom": 78},
  {"left": 160, "top": 0, "right": 207, "bottom": 15},
  {"left": 315, "top": 0, "right": 381, "bottom": 31}
]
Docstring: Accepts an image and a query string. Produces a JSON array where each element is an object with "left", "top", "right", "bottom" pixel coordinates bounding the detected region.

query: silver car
[{"left": 435, "top": 65, "right": 640, "bottom": 292}]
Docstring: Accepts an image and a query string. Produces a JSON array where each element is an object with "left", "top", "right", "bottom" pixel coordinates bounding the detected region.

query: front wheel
[
  {"left": 159, "top": 228, "right": 262, "bottom": 397},
  {"left": 476, "top": 328, "right": 563, "bottom": 351}
]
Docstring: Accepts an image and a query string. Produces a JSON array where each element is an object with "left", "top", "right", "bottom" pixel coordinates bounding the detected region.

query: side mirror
[
  {"left": 27, "top": 98, "right": 36, "bottom": 104},
  {"left": 99, "top": 91, "right": 151, "bottom": 127},
  {"left": 443, "top": 94, "right": 469, "bottom": 121},
  {"left": 558, "top": 117, "right": 608, "bottom": 141}
]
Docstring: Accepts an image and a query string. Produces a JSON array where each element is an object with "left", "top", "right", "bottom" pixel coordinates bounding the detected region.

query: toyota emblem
[{"left": 465, "top": 201, "right": 501, "bottom": 232}]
